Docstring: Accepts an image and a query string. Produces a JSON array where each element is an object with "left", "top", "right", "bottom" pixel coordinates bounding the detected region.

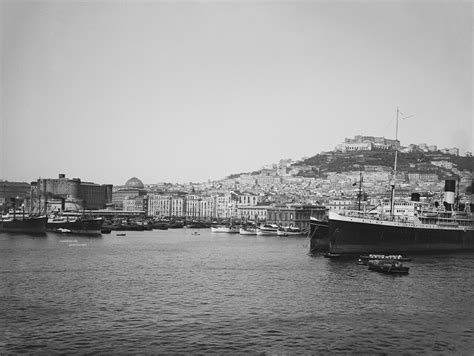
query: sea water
[{"left": 1, "top": 229, "right": 473, "bottom": 354}]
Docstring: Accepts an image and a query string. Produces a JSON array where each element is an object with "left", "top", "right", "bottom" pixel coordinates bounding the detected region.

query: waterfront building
[
  {"left": 238, "top": 204, "right": 270, "bottom": 222},
  {"left": 171, "top": 196, "right": 185, "bottom": 217},
  {"left": 34, "top": 174, "right": 112, "bottom": 210},
  {"left": 266, "top": 205, "right": 326, "bottom": 230},
  {"left": 199, "top": 196, "right": 215, "bottom": 219},
  {"left": 215, "top": 193, "right": 235, "bottom": 219},
  {"left": 112, "top": 177, "right": 147, "bottom": 209},
  {"left": 80, "top": 181, "right": 113, "bottom": 209},
  {"left": 185, "top": 195, "right": 201, "bottom": 219},
  {"left": 148, "top": 194, "right": 171, "bottom": 217},
  {"left": 123, "top": 196, "right": 148, "bottom": 213},
  {"left": 327, "top": 199, "right": 359, "bottom": 211},
  {"left": 147, "top": 194, "right": 185, "bottom": 218}
]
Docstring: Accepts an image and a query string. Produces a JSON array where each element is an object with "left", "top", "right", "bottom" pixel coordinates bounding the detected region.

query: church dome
[{"left": 125, "top": 177, "right": 144, "bottom": 189}]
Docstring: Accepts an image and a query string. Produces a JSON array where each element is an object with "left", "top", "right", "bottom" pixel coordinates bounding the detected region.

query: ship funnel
[
  {"left": 444, "top": 179, "right": 456, "bottom": 206},
  {"left": 411, "top": 193, "right": 420, "bottom": 202}
]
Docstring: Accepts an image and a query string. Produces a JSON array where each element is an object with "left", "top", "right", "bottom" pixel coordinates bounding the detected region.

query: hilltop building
[{"left": 336, "top": 135, "right": 400, "bottom": 152}]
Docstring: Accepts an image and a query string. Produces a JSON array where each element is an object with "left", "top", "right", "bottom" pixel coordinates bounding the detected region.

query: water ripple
[{"left": 1, "top": 230, "right": 473, "bottom": 354}]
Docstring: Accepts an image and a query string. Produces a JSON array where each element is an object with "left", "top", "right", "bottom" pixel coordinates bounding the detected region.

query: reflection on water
[{"left": 1, "top": 230, "right": 473, "bottom": 353}]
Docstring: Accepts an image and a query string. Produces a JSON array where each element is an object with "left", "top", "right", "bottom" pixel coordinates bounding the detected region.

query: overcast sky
[{"left": 1, "top": 0, "right": 472, "bottom": 185}]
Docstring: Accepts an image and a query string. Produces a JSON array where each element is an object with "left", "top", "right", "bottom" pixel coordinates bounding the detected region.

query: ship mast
[
  {"left": 389, "top": 107, "right": 400, "bottom": 217},
  {"left": 390, "top": 107, "right": 412, "bottom": 217}
]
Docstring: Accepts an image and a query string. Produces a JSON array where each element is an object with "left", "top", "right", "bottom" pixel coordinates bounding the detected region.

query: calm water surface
[{"left": 1, "top": 229, "right": 473, "bottom": 354}]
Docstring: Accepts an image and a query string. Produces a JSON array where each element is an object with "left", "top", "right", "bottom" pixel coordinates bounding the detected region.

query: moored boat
[
  {"left": 0, "top": 215, "right": 47, "bottom": 235},
  {"left": 210, "top": 225, "right": 239, "bottom": 233},
  {"left": 47, "top": 213, "right": 103, "bottom": 236},
  {"left": 277, "top": 226, "right": 307, "bottom": 236},
  {"left": 256, "top": 224, "right": 279, "bottom": 236},
  {"left": 368, "top": 259, "right": 409, "bottom": 275},
  {"left": 327, "top": 200, "right": 473, "bottom": 254},
  {"left": 239, "top": 227, "right": 257, "bottom": 235},
  {"left": 358, "top": 254, "right": 411, "bottom": 265}
]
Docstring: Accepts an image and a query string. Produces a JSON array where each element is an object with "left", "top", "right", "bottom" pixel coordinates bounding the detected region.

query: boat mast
[
  {"left": 358, "top": 170, "right": 363, "bottom": 211},
  {"left": 390, "top": 107, "right": 400, "bottom": 217}
]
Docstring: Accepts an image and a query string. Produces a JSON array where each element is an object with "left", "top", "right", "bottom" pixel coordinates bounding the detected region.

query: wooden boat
[
  {"left": 210, "top": 225, "right": 239, "bottom": 233},
  {"left": 368, "top": 260, "right": 409, "bottom": 274},
  {"left": 239, "top": 227, "right": 257, "bottom": 235},
  {"left": 277, "top": 226, "right": 307, "bottom": 236},
  {"left": 256, "top": 224, "right": 279, "bottom": 236},
  {"left": 359, "top": 254, "right": 411, "bottom": 265}
]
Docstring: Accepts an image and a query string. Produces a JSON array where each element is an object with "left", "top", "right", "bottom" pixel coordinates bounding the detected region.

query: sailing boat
[
  {"left": 0, "top": 191, "right": 47, "bottom": 235},
  {"left": 321, "top": 108, "right": 474, "bottom": 254}
]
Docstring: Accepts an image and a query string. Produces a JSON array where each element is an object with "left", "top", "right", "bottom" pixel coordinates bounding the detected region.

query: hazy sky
[{"left": 1, "top": 0, "right": 472, "bottom": 185}]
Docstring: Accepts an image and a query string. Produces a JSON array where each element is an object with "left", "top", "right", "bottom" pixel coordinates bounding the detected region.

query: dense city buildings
[{"left": 3, "top": 139, "right": 471, "bottom": 222}]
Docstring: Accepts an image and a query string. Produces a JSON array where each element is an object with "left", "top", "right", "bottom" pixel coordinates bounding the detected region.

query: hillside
[
  {"left": 226, "top": 148, "right": 473, "bottom": 181},
  {"left": 297, "top": 150, "right": 473, "bottom": 178}
]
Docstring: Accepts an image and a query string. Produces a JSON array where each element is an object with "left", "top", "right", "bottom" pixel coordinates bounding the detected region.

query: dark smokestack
[
  {"left": 444, "top": 179, "right": 456, "bottom": 193},
  {"left": 411, "top": 193, "right": 420, "bottom": 202},
  {"left": 61, "top": 198, "right": 65, "bottom": 211},
  {"left": 444, "top": 179, "right": 456, "bottom": 205}
]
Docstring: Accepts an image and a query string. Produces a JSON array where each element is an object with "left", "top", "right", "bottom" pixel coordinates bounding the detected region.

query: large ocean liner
[
  {"left": 310, "top": 109, "right": 473, "bottom": 254},
  {"left": 325, "top": 187, "right": 473, "bottom": 254}
]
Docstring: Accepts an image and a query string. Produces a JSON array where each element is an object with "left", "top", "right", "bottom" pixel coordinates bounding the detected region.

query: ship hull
[
  {"left": 256, "top": 229, "right": 278, "bottom": 236},
  {"left": 0, "top": 216, "right": 47, "bottom": 235},
  {"left": 47, "top": 218, "right": 103, "bottom": 236},
  {"left": 309, "top": 218, "right": 330, "bottom": 253},
  {"left": 239, "top": 228, "right": 257, "bottom": 235},
  {"left": 277, "top": 229, "right": 306, "bottom": 236},
  {"left": 328, "top": 215, "right": 474, "bottom": 254}
]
